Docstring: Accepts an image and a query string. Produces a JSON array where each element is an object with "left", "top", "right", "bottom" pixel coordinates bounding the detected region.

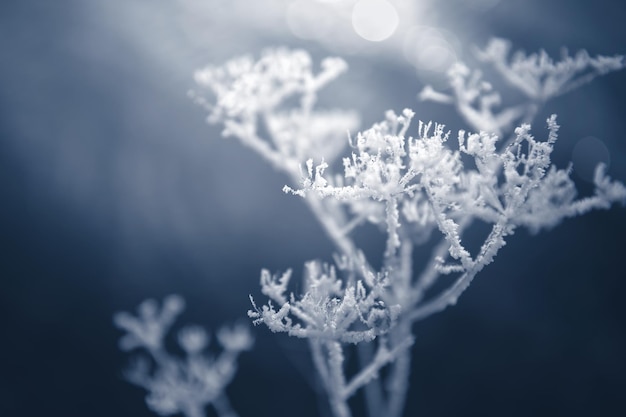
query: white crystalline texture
[
  {"left": 285, "top": 111, "right": 625, "bottom": 320},
  {"left": 420, "top": 38, "right": 626, "bottom": 135},
  {"left": 181, "top": 42, "right": 625, "bottom": 417},
  {"left": 476, "top": 38, "right": 625, "bottom": 101},
  {"left": 249, "top": 260, "right": 401, "bottom": 344},
  {"left": 191, "top": 48, "right": 358, "bottom": 172}
]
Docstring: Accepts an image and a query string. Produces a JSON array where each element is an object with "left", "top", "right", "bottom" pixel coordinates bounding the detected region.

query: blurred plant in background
[{"left": 114, "top": 295, "right": 253, "bottom": 417}]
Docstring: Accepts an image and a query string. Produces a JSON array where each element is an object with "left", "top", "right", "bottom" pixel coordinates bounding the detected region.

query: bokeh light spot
[
  {"left": 571, "top": 136, "right": 611, "bottom": 182},
  {"left": 351, "top": 0, "right": 399, "bottom": 42},
  {"left": 403, "top": 25, "right": 459, "bottom": 78},
  {"left": 416, "top": 41, "right": 456, "bottom": 72}
]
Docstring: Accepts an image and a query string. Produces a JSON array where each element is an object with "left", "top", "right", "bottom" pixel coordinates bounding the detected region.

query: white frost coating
[
  {"left": 167, "top": 42, "right": 625, "bottom": 417},
  {"left": 420, "top": 38, "right": 626, "bottom": 137}
]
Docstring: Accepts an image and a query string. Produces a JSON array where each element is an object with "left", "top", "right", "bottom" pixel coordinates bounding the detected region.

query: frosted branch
[{"left": 115, "top": 296, "right": 253, "bottom": 417}]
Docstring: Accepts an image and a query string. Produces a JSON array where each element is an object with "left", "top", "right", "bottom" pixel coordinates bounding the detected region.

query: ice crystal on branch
[
  {"left": 191, "top": 48, "right": 358, "bottom": 172},
  {"left": 420, "top": 38, "right": 626, "bottom": 135},
  {"left": 286, "top": 110, "right": 625, "bottom": 317},
  {"left": 249, "top": 258, "right": 411, "bottom": 417},
  {"left": 284, "top": 109, "right": 460, "bottom": 257},
  {"left": 249, "top": 259, "right": 401, "bottom": 344},
  {"left": 420, "top": 63, "right": 525, "bottom": 136},
  {"left": 115, "top": 296, "right": 253, "bottom": 417},
  {"left": 184, "top": 42, "right": 625, "bottom": 417},
  {"left": 193, "top": 49, "right": 346, "bottom": 122},
  {"left": 477, "top": 38, "right": 625, "bottom": 101}
]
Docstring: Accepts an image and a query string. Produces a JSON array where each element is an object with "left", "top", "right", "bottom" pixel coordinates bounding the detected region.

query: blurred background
[{"left": 1, "top": 0, "right": 626, "bottom": 416}]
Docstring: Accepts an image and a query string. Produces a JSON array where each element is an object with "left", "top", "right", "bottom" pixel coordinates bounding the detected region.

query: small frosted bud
[
  {"left": 138, "top": 299, "right": 158, "bottom": 319},
  {"left": 366, "top": 307, "right": 392, "bottom": 332},
  {"left": 178, "top": 325, "right": 209, "bottom": 354},
  {"left": 163, "top": 294, "right": 185, "bottom": 315}
]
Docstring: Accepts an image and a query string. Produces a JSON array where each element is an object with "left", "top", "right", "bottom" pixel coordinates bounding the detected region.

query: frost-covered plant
[
  {"left": 188, "top": 41, "right": 626, "bottom": 417},
  {"left": 114, "top": 295, "right": 253, "bottom": 417},
  {"left": 189, "top": 48, "right": 359, "bottom": 171},
  {"left": 419, "top": 38, "right": 625, "bottom": 136},
  {"left": 249, "top": 259, "right": 411, "bottom": 417}
]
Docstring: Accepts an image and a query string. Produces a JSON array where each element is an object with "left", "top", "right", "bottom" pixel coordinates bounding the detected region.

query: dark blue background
[{"left": 1, "top": 1, "right": 626, "bottom": 416}]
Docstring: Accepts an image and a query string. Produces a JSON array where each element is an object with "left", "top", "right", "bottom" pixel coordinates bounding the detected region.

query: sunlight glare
[
  {"left": 403, "top": 26, "right": 458, "bottom": 73},
  {"left": 351, "top": 0, "right": 399, "bottom": 42}
]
